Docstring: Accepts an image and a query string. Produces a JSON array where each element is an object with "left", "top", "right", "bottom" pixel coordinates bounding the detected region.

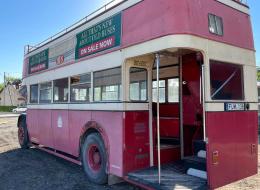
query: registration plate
[{"left": 224, "top": 103, "right": 245, "bottom": 111}]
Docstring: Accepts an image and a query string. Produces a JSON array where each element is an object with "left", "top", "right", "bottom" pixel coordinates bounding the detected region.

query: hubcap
[{"left": 87, "top": 144, "right": 102, "bottom": 172}]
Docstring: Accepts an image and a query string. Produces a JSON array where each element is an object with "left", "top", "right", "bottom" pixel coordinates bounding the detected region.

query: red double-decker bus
[{"left": 18, "top": 0, "right": 258, "bottom": 189}]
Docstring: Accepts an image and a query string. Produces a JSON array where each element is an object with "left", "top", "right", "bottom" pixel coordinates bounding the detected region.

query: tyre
[
  {"left": 81, "top": 133, "right": 108, "bottom": 184},
  {"left": 18, "top": 119, "right": 30, "bottom": 149}
]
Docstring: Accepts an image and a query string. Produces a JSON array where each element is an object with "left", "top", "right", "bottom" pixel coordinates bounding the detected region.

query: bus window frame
[
  {"left": 93, "top": 66, "right": 122, "bottom": 103},
  {"left": 129, "top": 67, "right": 148, "bottom": 102},
  {"left": 151, "top": 76, "right": 180, "bottom": 104},
  {"left": 29, "top": 84, "right": 39, "bottom": 104},
  {"left": 39, "top": 81, "right": 52, "bottom": 104},
  {"left": 70, "top": 73, "right": 91, "bottom": 103},
  {"left": 209, "top": 60, "right": 245, "bottom": 101},
  {"left": 53, "top": 77, "right": 70, "bottom": 103}
]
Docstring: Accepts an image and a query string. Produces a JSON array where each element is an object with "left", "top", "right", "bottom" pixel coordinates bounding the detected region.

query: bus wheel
[
  {"left": 18, "top": 120, "right": 30, "bottom": 149},
  {"left": 81, "top": 133, "right": 108, "bottom": 184}
]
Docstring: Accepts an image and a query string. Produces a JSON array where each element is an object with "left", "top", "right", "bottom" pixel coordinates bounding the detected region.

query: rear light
[{"left": 212, "top": 151, "right": 219, "bottom": 165}]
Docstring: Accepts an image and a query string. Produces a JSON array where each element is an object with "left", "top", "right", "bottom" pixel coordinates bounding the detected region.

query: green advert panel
[
  {"left": 75, "top": 13, "right": 122, "bottom": 60},
  {"left": 28, "top": 49, "right": 49, "bottom": 74}
]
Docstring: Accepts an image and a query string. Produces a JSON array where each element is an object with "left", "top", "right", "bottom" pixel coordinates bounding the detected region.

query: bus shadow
[{"left": 0, "top": 148, "right": 136, "bottom": 190}]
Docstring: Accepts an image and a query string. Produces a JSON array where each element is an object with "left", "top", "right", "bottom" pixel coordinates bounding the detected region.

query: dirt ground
[{"left": 0, "top": 117, "right": 259, "bottom": 190}]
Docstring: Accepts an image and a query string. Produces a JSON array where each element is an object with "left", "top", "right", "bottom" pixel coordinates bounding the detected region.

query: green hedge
[{"left": 0, "top": 106, "right": 16, "bottom": 112}]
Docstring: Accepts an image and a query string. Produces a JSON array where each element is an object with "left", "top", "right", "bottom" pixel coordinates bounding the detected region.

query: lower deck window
[
  {"left": 152, "top": 78, "right": 179, "bottom": 103},
  {"left": 39, "top": 82, "right": 52, "bottom": 103},
  {"left": 168, "top": 78, "right": 179, "bottom": 102},
  {"left": 102, "top": 85, "right": 120, "bottom": 101},
  {"left": 70, "top": 73, "right": 91, "bottom": 102},
  {"left": 53, "top": 78, "right": 69, "bottom": 102},
  {"left": 210, "top": 60, "right": 244, "bottom": 100},
  {"left": 129, "top": 68, "right": 147, "bottom": 101},
  {"left": 30, "top": 84, "right": 38, "bottom": 103},
  {"left": 20, "top": 85, "right": 28, "bottom": 103},
  {"left": 94, "top": 67, "right": 121, "bottom": 101},
  {"left": 153, "top": 80, "right": 166, "bottom": 103}
]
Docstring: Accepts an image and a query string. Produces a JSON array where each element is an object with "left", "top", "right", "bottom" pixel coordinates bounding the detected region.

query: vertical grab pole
[
  {"left": 201, "top": 64, "right": 207, "bottom": 142},
  {"left": 155, "top": 53, "right": 161, "bottom": 184},
  {"left": 179, "top": 54, "right": 184, "bottom": 159}
]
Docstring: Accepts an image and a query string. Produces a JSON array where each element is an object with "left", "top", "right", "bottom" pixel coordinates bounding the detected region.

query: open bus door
[{"left": 204, "top": 60, "right": 258, "bottom": 189}]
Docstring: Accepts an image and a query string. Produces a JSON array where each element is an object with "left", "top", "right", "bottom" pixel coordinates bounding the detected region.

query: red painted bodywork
[
  {"left": 27, "top": 109, "right": 40, "bottom": 143},
  {"left": 38, "top": 110, "right": 53, "bottom": 148},
  {"left": 122, "top": 0, "right": 254, "bottom": 50},
  {"left": 52, "top": 110, "right": 70, "bottom": 154},
  {"left": 27, "top": 109, "right": 154, "bottom": 177},
  {"left": 206, "top": 111, "right": 258, "bottom": 189},
  {"left": 123, "top": 111, "right": 150, "bottom": 174}
]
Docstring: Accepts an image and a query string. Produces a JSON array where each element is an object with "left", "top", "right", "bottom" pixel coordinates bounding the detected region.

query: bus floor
[{"left": 126, "top": 161, "right": 207, "bottom": 190}]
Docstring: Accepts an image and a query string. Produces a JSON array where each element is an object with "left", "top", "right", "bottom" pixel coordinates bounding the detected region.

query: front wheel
[
  {"left": 18, "top": 120, "right": 30, "bottom": 149},
  {"left": 81, "top": 133, "right": 108, "bottom": 184}
]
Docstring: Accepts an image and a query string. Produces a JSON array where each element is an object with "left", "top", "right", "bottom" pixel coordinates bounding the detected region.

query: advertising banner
[
  {"left": 28, "top": 49, "right": 49, "bottom": 74},
  {"left": 75, "top": 13, "right": 121, "bottom": 60}
]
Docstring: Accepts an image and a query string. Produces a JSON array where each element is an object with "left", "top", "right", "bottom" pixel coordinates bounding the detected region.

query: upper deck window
[
  {"left": 53, "top": 78, "right": 69, "bottom": 103},
  {"left": 70, "top": 73, "right": 91, "bottom": 102},
  {"left": 208, "top": 14, "right": 223, "bottom": 36},
  {"left": 210, "top": 60, "right": 244, "bottom": 100},
  {"left": 94, "top": 67, "right": 121, "bottom": 102},
  {"left": 129, "top": 68, "right": 148, "bottom": 101}
]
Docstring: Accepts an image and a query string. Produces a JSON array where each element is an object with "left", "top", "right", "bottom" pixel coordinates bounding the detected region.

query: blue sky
[{"left": 0, "top": 0, "right": 259, "bottom": 83}]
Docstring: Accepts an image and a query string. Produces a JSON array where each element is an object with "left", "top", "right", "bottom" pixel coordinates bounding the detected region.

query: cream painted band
[
  {"left": 27, "top": 102, "right": 258, "bottom": 112},
  {"left": 216, "top": 0, "right": 249, "bottom": 14},
  {"left": 27, "top": 102, "right": 149, "bottom": 111},
  {"left": 23, "top": 34, "right": 257, "bottom": 105},
  {"left": 23, "top": 34, "right": 256, "bottom": 85}
]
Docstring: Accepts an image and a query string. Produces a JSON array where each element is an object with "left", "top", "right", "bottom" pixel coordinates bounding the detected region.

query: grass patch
[{"left": 0, "top": 106, "right": 16, "bottom": 112}]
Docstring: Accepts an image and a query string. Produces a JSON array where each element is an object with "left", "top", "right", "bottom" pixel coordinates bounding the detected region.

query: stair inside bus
[{"left": 126, "top": 140, "right": 207, "bottom": 190}]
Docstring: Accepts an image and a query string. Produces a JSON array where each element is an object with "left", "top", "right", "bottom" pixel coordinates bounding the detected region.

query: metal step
[
  {"left": 127, "top": 162, "right": 207, "bottom": 190},
  {"left": 197, "top": 150, "right": 206, "bottom": 158},
  {"left": 187, "top": 168, "right": 207, "bottom": 180}
]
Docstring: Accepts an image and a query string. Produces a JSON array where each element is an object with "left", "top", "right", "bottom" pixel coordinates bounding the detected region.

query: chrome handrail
[
  {"left": 24, "top": 0, "right": 125, "bottom": 55},
  {"left": 233, "top": 0, "right": 248, "bottom": 5}
]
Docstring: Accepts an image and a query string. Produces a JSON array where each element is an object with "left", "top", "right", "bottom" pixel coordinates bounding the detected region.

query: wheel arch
[
  {"left": 17, "top": 113, "right": 26, "bottom": 128},
  {"left": 79, "top": 121, "right": 110, "bottom": 168}
]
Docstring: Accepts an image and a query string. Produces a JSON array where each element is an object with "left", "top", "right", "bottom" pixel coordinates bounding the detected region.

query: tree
[
  {"left": 257, "top": 70, "right": 260, "bottom": 81},
  {"left": 0, "top": 76, "right": 22, "bottom": 92},
  {"left": 5, "top": 76, "right": 21, "bottom": 84},
  {"left": 5, "top": 76, "right": 22, "bottom": 89},
  {"left": 0, "top": 83, "right": 3, "bottom": 92}
]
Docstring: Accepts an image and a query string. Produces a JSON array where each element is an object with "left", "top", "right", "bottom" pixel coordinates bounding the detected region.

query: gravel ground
[{"left": 0, "top": 116, "right": 259, "bottom": 190}]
